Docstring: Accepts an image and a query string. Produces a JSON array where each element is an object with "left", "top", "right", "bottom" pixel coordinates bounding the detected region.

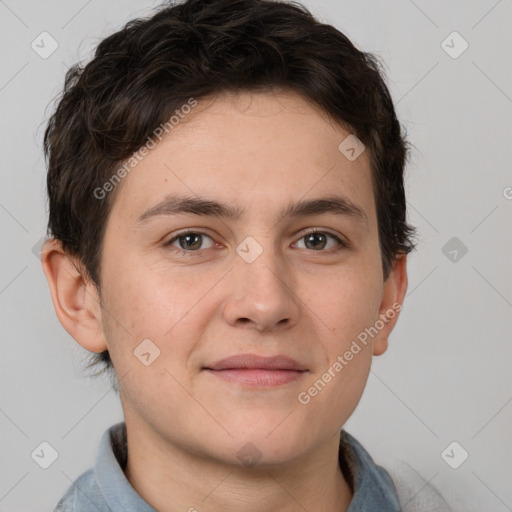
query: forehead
[{"left": 107, "top": 90, "right": 375, "bottom": 226}]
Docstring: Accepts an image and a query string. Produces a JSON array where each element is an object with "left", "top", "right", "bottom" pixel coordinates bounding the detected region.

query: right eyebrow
[{"left": 136, "top": 196, "right": 242, "bottom": 224}]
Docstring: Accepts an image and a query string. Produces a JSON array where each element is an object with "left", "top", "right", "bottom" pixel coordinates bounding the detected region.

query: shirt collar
[
  {"left": 341, "top": 430, "right": 401, "bottom": 511},
  {"left": 94, "top": 422, "right": 157, "bottom": 511}
]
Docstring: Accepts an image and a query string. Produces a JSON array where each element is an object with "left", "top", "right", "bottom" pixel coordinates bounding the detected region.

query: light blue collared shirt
[{"left": 53, "top": 422, "right": 402, "bottom": 511}]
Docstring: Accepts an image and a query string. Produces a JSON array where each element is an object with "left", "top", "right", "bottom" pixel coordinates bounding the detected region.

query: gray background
[{"left": 1, "top": 0, "right": 511, "bottom": 510}]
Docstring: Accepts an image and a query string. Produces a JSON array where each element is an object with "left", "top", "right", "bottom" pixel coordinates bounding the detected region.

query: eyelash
[{"left": 164, "top": 228, "right": 349, "bottom": 256}]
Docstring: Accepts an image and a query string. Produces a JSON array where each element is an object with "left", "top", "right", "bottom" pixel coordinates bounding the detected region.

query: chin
[{"left": 221, "top": 421, "right": 309, "bottom": 464}]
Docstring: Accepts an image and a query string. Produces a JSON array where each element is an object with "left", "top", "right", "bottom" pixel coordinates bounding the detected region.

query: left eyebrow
[
  {"left": 136, "top": 194, "right": 368, "bottom": 229},
  {"left": 281, "top": 196, "right": 368, "bottom": 228}
]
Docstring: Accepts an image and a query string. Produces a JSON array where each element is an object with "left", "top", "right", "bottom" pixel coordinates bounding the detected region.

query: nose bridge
[{"left": 222, "top": 234, "right": 299, "bottom": 330}]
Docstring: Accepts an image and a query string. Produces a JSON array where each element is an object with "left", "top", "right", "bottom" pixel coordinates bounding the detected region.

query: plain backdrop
[{"left": 1, "top": 0, "right": 511, "bottom": 511}]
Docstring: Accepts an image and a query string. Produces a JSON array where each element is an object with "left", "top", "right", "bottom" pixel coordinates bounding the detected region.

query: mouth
[{"left": 203, "top": 354, "right": 309, "bottom": 388}]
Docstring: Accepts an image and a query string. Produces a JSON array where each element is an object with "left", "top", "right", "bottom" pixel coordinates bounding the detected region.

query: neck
[{"left": 123, "top": 420, "right": 353, "bottom": 512}]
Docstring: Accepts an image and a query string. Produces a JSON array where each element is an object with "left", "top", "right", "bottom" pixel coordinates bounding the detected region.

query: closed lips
[{"left": 204, "top": 354, "right": 308, "bottom": 371}]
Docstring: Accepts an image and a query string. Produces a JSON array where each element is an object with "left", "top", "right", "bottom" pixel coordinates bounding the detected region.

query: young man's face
[{"left": 46, "top": 90, "right": 407, "bottom": 467}]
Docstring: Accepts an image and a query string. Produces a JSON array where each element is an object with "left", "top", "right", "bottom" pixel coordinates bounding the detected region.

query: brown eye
[
  {"left": 304, "top": 232, "right": 328, "bottom": 250},
  {"left": 295, "top": 230, "right": 346, "bottom": 251},
  {"left": 166, "top": 232, "right": 215, "bottom": 252}
]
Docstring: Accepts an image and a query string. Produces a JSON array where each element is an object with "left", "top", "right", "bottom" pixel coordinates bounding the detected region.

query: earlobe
[
  {"left": 373, "top": 254, "right": 408, "bottom": 356},
  {"left": 41, "top": 238, "right": 108, "bottom": 353}
]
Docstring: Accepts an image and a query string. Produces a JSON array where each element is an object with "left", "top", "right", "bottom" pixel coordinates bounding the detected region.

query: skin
[{"left": 42, "top": 90, "right": 408, "bottom": 512}]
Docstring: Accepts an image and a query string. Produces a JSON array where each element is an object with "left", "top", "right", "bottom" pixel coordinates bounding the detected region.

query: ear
[
  {"left": 41, "top": 238, "right": 108, "bottom": 353},
  {"left": 372, "top": 254, "right": 408, "bottom": 356}
]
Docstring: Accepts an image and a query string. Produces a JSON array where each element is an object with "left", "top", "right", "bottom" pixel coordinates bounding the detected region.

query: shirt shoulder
[
  {"left": 341, "top": 431, "right": 451, "bottom": 512},
  {"left": 53, "top": 467, "right": 109, "bottom": 512},
  {"left": 52, "top": 422, "right": 157, "bottom": 512},
  {"left": 385, "top": 460, "right": 452, "bottom": 512}
]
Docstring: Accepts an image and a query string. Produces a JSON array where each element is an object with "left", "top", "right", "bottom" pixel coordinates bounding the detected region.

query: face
[{"left": 61, "top": 91, "right": 405, "bottom": 466}]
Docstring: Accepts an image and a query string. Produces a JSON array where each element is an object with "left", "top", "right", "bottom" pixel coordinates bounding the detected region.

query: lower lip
[{"left": 204, "top": 369, "right": 307, "bottom": 387}]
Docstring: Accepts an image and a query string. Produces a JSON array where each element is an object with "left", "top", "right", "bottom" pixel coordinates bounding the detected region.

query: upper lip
[{"left": 204, "top": 354, "right": 308, "bottom": 371}]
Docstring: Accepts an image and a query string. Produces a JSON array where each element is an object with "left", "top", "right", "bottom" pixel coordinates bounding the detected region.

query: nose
[{"left": 222, "top": 241, "right": 300, "bottom": 332}]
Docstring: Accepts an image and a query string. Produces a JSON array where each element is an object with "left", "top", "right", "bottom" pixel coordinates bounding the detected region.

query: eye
[
  {"left": 163, "top": 228, "right": 348, "bottom": 255},
  {"left": 165, "top": 231, "right": 215, "bottom": 252},
  {"left": 294, "top": 229, "right": 347, "bottom": 251}
]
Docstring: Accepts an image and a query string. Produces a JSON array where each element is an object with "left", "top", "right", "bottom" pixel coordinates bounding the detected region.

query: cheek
[
  {"left": 302, "top": 261, "right": 383, "bottom": 346},
  {"left": 99, "top": 251, "right": 220, "bottom": 379},
  {"left": 310, "top": 259, "right": 382, "bottom": 415},
  {"left": 296, "top": 280, "right": 378, "bottom": 431},
  {"left": 102, "top": 247, "right": 183, "bottom": 329}
]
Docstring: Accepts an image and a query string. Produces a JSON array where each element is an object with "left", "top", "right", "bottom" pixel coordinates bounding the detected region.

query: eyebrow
[{"left": 136, "top": 194, "right": 368, "bottom": 228}]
